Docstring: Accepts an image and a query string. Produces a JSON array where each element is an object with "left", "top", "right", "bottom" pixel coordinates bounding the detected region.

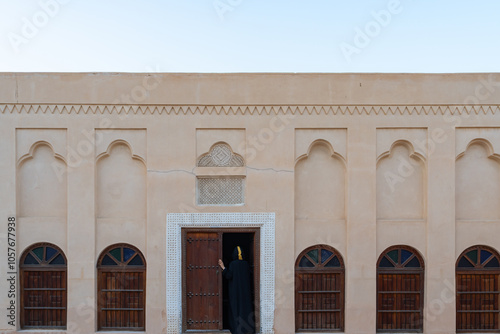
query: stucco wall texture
[{"left": 1, "top": 73, "right": 500, "bottom": 333}]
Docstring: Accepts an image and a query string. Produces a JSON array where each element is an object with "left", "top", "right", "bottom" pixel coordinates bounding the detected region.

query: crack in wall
[
  {"left": 147, "top": 168, "right": 195, "bottom": 175},
  {"left": 247, "top": 166, "right": 294, "bottom": 173}
]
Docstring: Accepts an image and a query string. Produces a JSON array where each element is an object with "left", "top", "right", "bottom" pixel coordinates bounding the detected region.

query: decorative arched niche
[
  {"left": 96, "top": 140, "right": 146, "bottom": 219},
  {"left": 376, "top": 140, "right": 426, "bottom": 220},
  {"left": 17, "top": 141, "right": 67, "bottom": 217},
  {"left": 456, "top": 139, "right": 500, "bottom": 220},
  {"left": 295, "top": 140, "right": 346, "bottom": 221},
  {"left": 196, "top": 142, "right": 245, "bottom": 206}
]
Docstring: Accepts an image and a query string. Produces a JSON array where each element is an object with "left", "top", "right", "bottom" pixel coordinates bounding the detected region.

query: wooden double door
[{"left": 182, "top": 228, "right": 259, "bottom": 332}]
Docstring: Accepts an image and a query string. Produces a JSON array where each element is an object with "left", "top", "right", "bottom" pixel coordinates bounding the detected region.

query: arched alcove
[
  {"left": 295, "top": 140, "right": 346, "bottom": 221},
  {"left": 96, "top": 141, "right": 146, "bottom": 219},
  {"left": 18, "top": 142, "right": 67, "bottom": 217},
  {"left": 377, "top": 141, "right": 425, "bottom": 220},
  {"left": 456, "top": 139, "right": 500, "bottom": 220}
]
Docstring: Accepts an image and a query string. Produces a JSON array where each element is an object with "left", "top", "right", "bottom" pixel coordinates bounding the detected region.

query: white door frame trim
[{"left": 166, "top": 212, "right": 275, "bottom": 334}]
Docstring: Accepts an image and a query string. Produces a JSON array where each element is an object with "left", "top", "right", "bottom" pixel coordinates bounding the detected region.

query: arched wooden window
[
  {"left": 97, "top": 244, "right": 146, "bottom": 331},
  {"left": 295, "top": 245, "right": 344, "bottom": 332},
  {"left": 456, "top": 245, "right": 500, "bottom": 332},
  {"left": 20, "top": 243, "right": 67, "bottom": 329},
  {"left": 377, "top": 245, "right": 424, "bottom": 332}
]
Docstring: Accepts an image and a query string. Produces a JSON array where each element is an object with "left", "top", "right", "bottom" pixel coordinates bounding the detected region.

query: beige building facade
[{"left": 1, "top": 73, "right": 500, "bottom": 334}]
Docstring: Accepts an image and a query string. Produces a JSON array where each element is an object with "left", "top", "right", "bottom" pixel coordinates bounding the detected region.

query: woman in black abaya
[{"left": 218, "top": 246, "right": 255, "bottom": 334}]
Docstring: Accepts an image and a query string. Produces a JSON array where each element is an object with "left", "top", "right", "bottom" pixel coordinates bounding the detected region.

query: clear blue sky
[{"left": 0, "top": 0, "right": 499, "bottom": 72}]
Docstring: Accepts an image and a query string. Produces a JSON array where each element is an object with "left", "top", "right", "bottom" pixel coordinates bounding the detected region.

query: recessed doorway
[
  {"left": 166, "top": 212, "right": 275, "bottom": 334},
  {"left": 182, "top": 228, "right": 260, "bottom": 333}
]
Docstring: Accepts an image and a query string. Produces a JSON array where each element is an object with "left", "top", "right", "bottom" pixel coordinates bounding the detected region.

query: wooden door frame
[{"left": 182, "top": 227, "right": 261, "bottom": 333}]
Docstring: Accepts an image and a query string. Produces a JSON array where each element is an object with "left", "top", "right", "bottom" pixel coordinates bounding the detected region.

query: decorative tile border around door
[{"left": 166, "top": 212, "right": 275, "bottom": 334}]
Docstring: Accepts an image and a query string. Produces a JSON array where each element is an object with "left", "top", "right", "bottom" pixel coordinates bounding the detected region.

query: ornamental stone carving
[{"left": 197, "top": 143, "right": 244, "bottom": 167}]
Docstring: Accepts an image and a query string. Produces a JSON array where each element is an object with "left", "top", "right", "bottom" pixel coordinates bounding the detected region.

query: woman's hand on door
[{"left": 218, "top": 259, "right": 225, "bottom": 270}]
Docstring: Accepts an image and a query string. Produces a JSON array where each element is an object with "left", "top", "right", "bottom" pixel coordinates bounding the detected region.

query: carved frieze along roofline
[{"left": 0, "top": 104, "right": 499, "bottom": 116}]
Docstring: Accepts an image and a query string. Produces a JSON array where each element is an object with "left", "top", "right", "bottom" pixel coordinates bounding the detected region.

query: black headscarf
[{"left": 232, "top": 245, "right": 245, "bottom": 261}]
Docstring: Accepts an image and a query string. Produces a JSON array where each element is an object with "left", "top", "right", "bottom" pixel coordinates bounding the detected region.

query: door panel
[
  {"left": 296, "top": 272, "right": 342, "bottom": 331},
  {"left": 457, "top": 273, "right": 500, "bottom": 331},
  {"left": 98, "top": 271, "right": 145, "bottom": 330},
  {"left": 22, "top": 270, "right": 67, "bottom": 328},
  {"left": 185, "top": 232, "right": 222, "bottom": 330},
  {"left": 377, "top": 273, "right": 422, "bottom": 330}
]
